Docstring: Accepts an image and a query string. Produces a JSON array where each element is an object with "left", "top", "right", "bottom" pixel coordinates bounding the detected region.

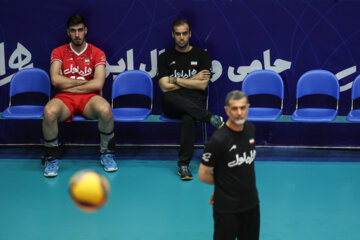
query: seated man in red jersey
[{"left": 42, "top": 14, "right": 117, "bottom": 177}]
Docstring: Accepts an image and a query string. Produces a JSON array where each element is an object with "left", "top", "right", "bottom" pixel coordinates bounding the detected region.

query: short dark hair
[
  {"left": 67, "top": 14, "right": 86, "bottom": 28},
  {"left": 172, "top": 18, "right": 191, "bottom": 32},
  {"left": 225, "top": 90, "right": 248, "bottom": 106}
]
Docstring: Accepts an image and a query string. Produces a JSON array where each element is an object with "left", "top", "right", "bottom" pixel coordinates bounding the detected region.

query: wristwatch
[{"left": 173, "top": 77, "right": 178, "bottom": 84}]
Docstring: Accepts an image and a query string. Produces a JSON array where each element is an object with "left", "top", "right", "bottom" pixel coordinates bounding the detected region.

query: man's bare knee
[
  {"left": 98, "top": 103, "right": 113, "bottom": 121},
  {"left": 43, "top": 105, "right": 61, "bottom": 122},
  {"left": 43, "top": 100, "right": 69, "bottom": 122},
  {"left": 88, "top": 99, "right": 112, "bottom": 120}
]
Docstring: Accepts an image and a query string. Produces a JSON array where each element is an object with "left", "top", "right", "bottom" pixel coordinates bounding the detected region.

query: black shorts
[{"left": 213, "top": 205, "right": 260, "bottom": 240}]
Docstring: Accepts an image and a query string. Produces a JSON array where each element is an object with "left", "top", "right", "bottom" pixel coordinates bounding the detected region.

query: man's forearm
[
  {"left": 159, "top": 77, "right": 181, "bottom": 92},
  {"left": 175, "top": 77, "right": 208, "bottom": 90},
  {"left": 52, "top": 75, "right": 87, "bottom": 90},
  {"left": 198, "top": 173, "right": 215, "bottom": 185},
  {"left": 198, "top": 163, "right": 215, "bottom": 185},
  {"left": 61, "top": 79, "right": 102, "bottom": 94}
]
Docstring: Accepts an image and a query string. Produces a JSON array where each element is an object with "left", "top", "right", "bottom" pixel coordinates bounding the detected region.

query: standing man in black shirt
[
  {"left": 157, "top": 18, "right": 224, "bottom": 181},
  {"left": 198, "top": 90, "right": 260, "bottom": 240}
]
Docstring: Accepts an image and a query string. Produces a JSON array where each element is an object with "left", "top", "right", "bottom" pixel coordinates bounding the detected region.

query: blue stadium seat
[
  {"left": 72, "top": 115, "right": 87, "bottom": 121},
  {"left": 291, "top": 69, "right": 339, "bottom": 122},
  {"left": 242, "top": 70, "right": 284, "bottom": 121},
  {"left": 111, "top": 70, "right": 153, "bottom": 122},
  {"left": 346, "top": 75, "right": 360, "bottom": 122},
  {"left": 1, "top": 68, "right": 50, "bottom": 119}
]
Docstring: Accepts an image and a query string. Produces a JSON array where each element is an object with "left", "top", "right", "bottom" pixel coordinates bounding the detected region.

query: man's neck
[
  {"left": 70, "top": 42, "right": 87, "bottom": 54},
  {"left": 175, "top": 45, "right": 192, "bottom": 53},
  {"left": 226, "top": 120, "right": 244, "bottom": 132}
]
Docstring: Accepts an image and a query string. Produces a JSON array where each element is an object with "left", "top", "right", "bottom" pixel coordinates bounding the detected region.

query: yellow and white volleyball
[{"left": 69, "top": 170, "right": 110, "bottom": 212}]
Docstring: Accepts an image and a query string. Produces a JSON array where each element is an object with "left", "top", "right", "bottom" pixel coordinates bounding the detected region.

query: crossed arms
[
  {"left": 50, "top": 60, "right": 106, "bottom": 94},
  {"left": 158, "top": 69, "right": 211, "bottom": 93}
]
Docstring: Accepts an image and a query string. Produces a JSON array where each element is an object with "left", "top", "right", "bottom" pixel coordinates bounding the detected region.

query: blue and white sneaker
[
  {"left": 44, "top": 157, "right": 59, "bottom": 177},
  {"left": 101, "top": 150, "right": 118, "bottom": 172}
]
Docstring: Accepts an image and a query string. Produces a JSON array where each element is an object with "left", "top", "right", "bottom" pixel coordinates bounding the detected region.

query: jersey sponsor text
[
  {"left": 63, "top": 64, "right": 92, "bottom": 77},
  {"left": 228, "top": 150, "right": 256, "bottom": 167},
  {"left": 172, "top": 69, "right": 197, "bottom": 79}
]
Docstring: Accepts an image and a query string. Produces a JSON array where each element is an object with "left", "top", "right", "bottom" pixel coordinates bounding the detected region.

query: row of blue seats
[
  {"left": 243, "top": 69, "right": 360, "bottom": 123},
  {"left": 2, "top": 68, "right": 360, "bottom": 123},
  {"left": 1, "top": 68, "right": 155, "bottom": 122},
  {"left": 0, "top": 68, "right": 207, "bottom": 143},
  {"left": 1, "top": 68, "right": 207, "bottom": 125}
]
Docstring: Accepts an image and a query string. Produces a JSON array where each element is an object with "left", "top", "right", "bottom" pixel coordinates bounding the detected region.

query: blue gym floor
[{"left": 0, "top": 146, "right": 359, "bottom": 240}]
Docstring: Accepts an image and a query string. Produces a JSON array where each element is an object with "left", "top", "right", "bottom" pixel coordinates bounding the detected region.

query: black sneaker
[
  {"left": 178, "top": 165, "right": 193, "bottom": 181},
  {"left": 210, "top": 115, "right": 224, "bottom": 129}
]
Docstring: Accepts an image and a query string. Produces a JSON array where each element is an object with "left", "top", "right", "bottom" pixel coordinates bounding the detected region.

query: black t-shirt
[
  {"left": 157, "top": 46, "right": 211, "bottom": 100},
  {"left": 201, "top": 122, "right": 259, "bottom": 213}
]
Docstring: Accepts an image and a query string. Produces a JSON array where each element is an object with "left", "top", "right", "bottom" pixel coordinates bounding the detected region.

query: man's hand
[
  {"left": 173, "top": 69, "right": 210, "bottom": 91},
  {"left": 209, "top": 192, "right": 214, "bottom": 205},
  {"left": 57, "top": 65, "right": 106, "bottom": 94},
  {"left": 159, "top": 76, "right": 182, "bottom": 92},
  {"left": 169, "top": 77, "right": 178, "bottom": 84},
  {"left": 192, "top": 69, "right": 211, "bottom": 81}
]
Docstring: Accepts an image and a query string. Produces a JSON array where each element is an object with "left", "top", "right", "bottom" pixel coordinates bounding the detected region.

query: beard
[
  {"left": 72, "top": 38, "right": 84, "bottom": 47},
  {"left": 233, "top": 119, "right": 246, "bottom": 125}
]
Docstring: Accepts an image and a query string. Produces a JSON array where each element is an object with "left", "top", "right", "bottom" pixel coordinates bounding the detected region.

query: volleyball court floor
[{"left": 0, "top": 146, "right": 359, "bottom": 240}]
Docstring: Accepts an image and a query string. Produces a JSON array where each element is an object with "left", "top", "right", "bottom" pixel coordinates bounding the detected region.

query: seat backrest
[
  {"left": 111, "top": 70, "right": 153, "bottom": 99},
  {"left": 10, "top": 68, "right": 50, "bottom": 97},
  {"left": 351, "top": 74, "right": 360, "bottom": 100},
  {"left": 296, "top": 70, "right": 339, "bottom": 100},
  {"left": 242, "top": 70, "right": 284, "bottom": 99}
]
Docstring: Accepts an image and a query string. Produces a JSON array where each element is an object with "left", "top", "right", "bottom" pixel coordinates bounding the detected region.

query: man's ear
[{"left": 224, "top": 106, "right": 229, "bottom": 115}]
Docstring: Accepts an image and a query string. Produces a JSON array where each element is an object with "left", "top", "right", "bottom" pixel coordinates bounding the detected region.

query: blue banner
[{"left": 1, "top": 0, "right": 359, "bottom": 147}]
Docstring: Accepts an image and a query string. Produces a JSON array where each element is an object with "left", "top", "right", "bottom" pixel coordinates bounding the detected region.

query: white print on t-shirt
[
  {"left": 228, "top": 150, "right": 256, "bottom": 167},
  {"left": 229, "top": 145, "right": 237, "bottom": 152},
  {"left": 172, "top": 69, "right": 197, "bottom": 78},
  {"left": 202, "top": 152, "right": 212, "bottom": 162},
  {"left": 64, "top": 64, "right": 92, "bottom": 77}
]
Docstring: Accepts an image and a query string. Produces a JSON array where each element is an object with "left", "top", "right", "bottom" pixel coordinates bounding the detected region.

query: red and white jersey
[{"left": 50, "top": 43, "right": 106, "bottom": 81}]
